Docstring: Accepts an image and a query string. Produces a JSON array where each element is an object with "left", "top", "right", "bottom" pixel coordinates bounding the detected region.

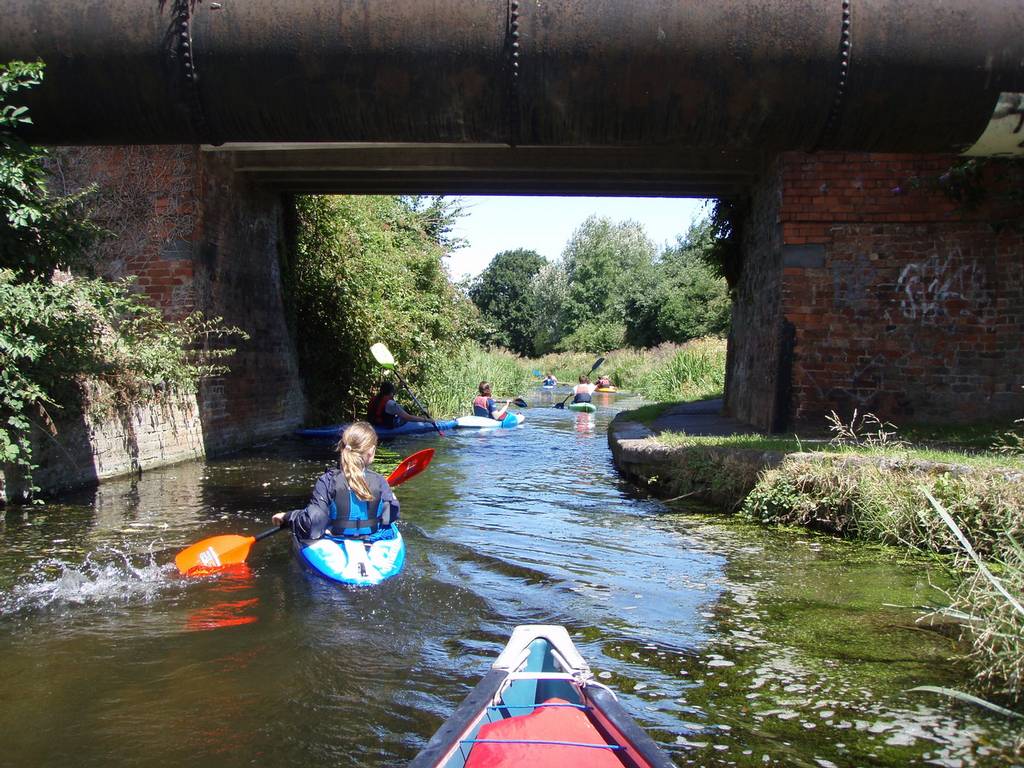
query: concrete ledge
[{"left": 608, "top": 415, "right": 786, "bottom": 508}]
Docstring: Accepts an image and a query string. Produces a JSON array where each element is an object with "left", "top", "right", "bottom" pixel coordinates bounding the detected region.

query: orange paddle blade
[
  {"left": 387, "top": 448, "right": 434, "bottom": 486},
  {"left": 175, "top": 534, "right": 256, "bottom": 576}
]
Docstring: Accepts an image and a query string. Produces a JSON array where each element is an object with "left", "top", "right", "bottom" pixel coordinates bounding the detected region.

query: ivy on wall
[{"left": 1, "top": 61, "right": 245, "bottom": 501}]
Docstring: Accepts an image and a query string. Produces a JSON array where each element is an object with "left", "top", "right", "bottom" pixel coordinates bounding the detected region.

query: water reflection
[
  {"left": 185, "top": 568, "right": 258, "bottom": 632},
  {"left": 0, "top": 392, "right": 1017, "bottom": 766}
]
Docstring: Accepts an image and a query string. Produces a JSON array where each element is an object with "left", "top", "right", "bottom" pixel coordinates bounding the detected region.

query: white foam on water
[{"left": 1, "top": 544, "right": 175, "bottom": 614}]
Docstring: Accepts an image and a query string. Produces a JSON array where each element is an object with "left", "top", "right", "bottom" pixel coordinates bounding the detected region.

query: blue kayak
[
  {"left": 293, "top": 525, "right": 405, "bottom": 587},
  {"left": 296, "top": 419, "right": 458, "bottom": 439}
]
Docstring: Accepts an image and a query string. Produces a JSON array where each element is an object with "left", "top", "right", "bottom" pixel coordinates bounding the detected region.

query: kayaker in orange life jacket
[
  {"left": 473, "top": 381, "right": 511, "bottom": 420},
  {"left": 367, "top": 381, "right": 432, "bottom": 430}
]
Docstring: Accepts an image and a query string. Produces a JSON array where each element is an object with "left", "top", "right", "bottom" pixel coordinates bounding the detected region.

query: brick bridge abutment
[
  {"left": 10, "top": 146, "right": 306, "bottom": 498},
  {"left": 17, "top": 146, "right": 1024, "bottom": 497},
  {"left": 726, "top": 152, "right": 1024, "bottom": 433}
]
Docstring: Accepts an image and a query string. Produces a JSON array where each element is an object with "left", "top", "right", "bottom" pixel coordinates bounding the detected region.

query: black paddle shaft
[
  {"left": 389, "top": 367, "right": 445, "bottom": 436},
  {"left": 254, "top": 523, "right": 288, "bottom": 542}
]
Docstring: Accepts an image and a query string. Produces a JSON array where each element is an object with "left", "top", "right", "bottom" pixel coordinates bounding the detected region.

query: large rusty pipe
[{"left": 1, "top": 0, "right": 1021, "bottom": 152}]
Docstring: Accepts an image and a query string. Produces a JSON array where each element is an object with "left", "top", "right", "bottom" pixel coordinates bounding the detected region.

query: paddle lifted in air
[
  {"left": 370, "top": 342, "right": 447, "bottom": 437},
  {"left": 554, "top": 357, "right": 605, "bottom": 410},
  {"left": 174, "top": 446, "right": 434, "bottom": 576}
]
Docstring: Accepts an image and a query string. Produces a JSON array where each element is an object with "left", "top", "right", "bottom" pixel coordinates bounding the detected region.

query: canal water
[{"left": 0, "top": 390, "right": 1017, "bottom": 767}]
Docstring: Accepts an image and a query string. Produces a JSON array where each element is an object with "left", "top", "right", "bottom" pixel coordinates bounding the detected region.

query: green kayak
[{"left": 567, "top": 402, "right": 596, "bottom": 413}]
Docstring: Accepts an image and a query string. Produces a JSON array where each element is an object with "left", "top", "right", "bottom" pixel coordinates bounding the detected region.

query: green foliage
[
  {"left": 532, "top": 338, "right": 728, "bottom": 403},
  {"left": 652, "top": 219, "right": 732, "bottom": 342},
  {"left": 1, "top": 61, "right": 102, "bottom": 277},
  {"left": 704, "top": 197, "right": 746, "bottom": 288},
  {"left": 1, "top": 60, "right": 245, "bottom": 501},
  {"left": 526, "top": 262, "right": 570, "bottom": 355},
  {"left": 418, "top": 344, "right": 533, "bottom": 419},
  {"left": 555, "top": 319, "right": 625, "bottom": 353},
  {"left": 562, "top": 215, "right": 657, "bottom": 332},
  {"left": 518, "top": 214, "right": 730, "bottom": 354},
  {"left": 468, "top": 248, "right": 546, "bottom": 355},
  {"left": 285, "top": 195, "right": 478, "bottom": 423}
]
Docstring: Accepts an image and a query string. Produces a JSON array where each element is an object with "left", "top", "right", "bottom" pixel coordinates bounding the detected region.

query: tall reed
[
  {"left": 531, "top": 338, "right": 727, "bottom": 404},
  {"left": 416, "top": 345, "right": 533, "bottom": 419}
]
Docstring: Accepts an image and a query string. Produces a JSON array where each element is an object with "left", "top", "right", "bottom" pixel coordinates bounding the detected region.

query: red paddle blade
[
  {"left": 175, "top": 534, "right": 257, "bottom": 576},
  {"left": 387, "top": 448, "right": 435, "bottom": 486}
]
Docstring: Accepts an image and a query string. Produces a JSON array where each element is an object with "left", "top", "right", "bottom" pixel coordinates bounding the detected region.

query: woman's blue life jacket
[
  {"left": 572, "top": 385, "right": 592, "bottom": 404},
  {"left": 285, "top": 469, "right": 399, "bottom": 540}
]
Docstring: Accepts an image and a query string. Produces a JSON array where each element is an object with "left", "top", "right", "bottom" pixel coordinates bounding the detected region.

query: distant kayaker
[
  {"left": 367, "top": 381, "right": 431, "bottom": 429},
  {"left": 542, "top": 373, "right": 558, "bottom": 386},
  {"left": 572, "top": 375, "right": 597, "bottom": 404},
  {"left": 272, "top": 421, "right": 399, "bottom": 540},
  {"left": 595, "top": 375, "right": 612, "bottom": 388},
  {"left": 473, "top": 381, "right": 511, "bottom": 421}
]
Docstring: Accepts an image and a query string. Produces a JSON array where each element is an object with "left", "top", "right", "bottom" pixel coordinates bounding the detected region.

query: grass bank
[
  {"left": 744, "top": 450, "right": 1024, "bottom": 712},
  {"left": 616, "top": 413, "right": 1024, "bottom": 715},
  {"left": 530, "top": 337, "right": 727, "bottom": 403}
]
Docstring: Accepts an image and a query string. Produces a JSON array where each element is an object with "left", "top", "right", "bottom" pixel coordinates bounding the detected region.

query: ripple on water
[{"left": 0, "top": 398, "right": 1019, "bottom": 766}]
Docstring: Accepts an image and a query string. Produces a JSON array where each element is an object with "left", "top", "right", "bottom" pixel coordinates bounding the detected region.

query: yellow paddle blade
[
  {"left": 175, "top": 534, "right": 256, "bottom": 576},
  {"left": 369, "top": 342, "right": 395, "bottom": 368}
]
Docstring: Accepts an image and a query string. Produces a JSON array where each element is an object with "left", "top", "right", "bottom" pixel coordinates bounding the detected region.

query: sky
[{"left": 445, "top": 196, "right": 708, "bottom": 280}]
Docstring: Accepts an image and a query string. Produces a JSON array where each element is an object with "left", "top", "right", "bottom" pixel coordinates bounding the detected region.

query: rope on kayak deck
[
  {"left": 487, "top": 703, "right": 589, "bottom": 710},
  {"left": 458, "top": 739, "right": 623, "bottom": 750}
]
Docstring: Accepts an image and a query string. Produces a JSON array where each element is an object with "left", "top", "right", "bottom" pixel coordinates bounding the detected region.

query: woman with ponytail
[{"left": 272, "top": 422, "right": 400, "bottom": 541}]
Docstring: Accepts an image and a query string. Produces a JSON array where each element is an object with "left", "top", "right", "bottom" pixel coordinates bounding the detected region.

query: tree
[
  {"left": 526, "top": 261, "right": 569, "bottom": 355},
  {"left": 561, "top": 215, "right": 657, "bottom": 331},
  {"left": 286, "top": 195, "right": 478, "bottom": 422},
  {"left": 468, "top": 248, "right": 546, "bottom": 355},
  {"left": 655, "top": 218, "right": 731, "bottom": 342},
  {"left": 1, "top": 61, "right": 100, "bottom": 278}
]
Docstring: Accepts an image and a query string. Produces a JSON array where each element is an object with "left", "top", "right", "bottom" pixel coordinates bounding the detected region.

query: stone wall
[
  {"left": 4, "top": 392, "right": 205, "bottom": 501},
  {"left": 5, "top": 146, "right": 306, "bottom": 499},
  {"left": 724, "top": 157, "right": 788, "bottom": 430},
  {"left": 729, "top": 152, "right": 1024, "bottom": 431}
]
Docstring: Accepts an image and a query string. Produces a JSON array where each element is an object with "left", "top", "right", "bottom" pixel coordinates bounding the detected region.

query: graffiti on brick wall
[
  {"left": 897, "top": 252, "right": 987, "bottom": 323},
  {"left": 803, "top": 353, "right": 890, "bottom": 417}
]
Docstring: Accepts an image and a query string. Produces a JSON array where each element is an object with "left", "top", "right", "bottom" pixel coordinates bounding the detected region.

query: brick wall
[
  {"left": 730, "top": 151, "right": 1024, "bottom": 432},
  {"left": 192, "top": 151, "right": 306, "bottom": 453},
  {"left": 9, "top": 146, "right": 307, "bottom": 497}
]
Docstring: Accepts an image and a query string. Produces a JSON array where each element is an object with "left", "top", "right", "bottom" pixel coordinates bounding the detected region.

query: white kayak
[{"left": 455, "top": 413, "right": 525, "bottom": 429}]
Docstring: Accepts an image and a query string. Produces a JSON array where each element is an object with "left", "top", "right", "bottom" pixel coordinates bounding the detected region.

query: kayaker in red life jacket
[
  {"left": 573, "top": 375, "right": 597, "bottom": 404},
  {"left": 595, "top": 374, "right": 612, "bottom": 388},
  {"left": 272, "top": 421, "right": 399, "bottom": 540},
  {"left": 367, "top": 381, "right": 431, "bottom": 430},
  {"left": 473, "top": 381, "right": 510, "bottom": 420}
]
